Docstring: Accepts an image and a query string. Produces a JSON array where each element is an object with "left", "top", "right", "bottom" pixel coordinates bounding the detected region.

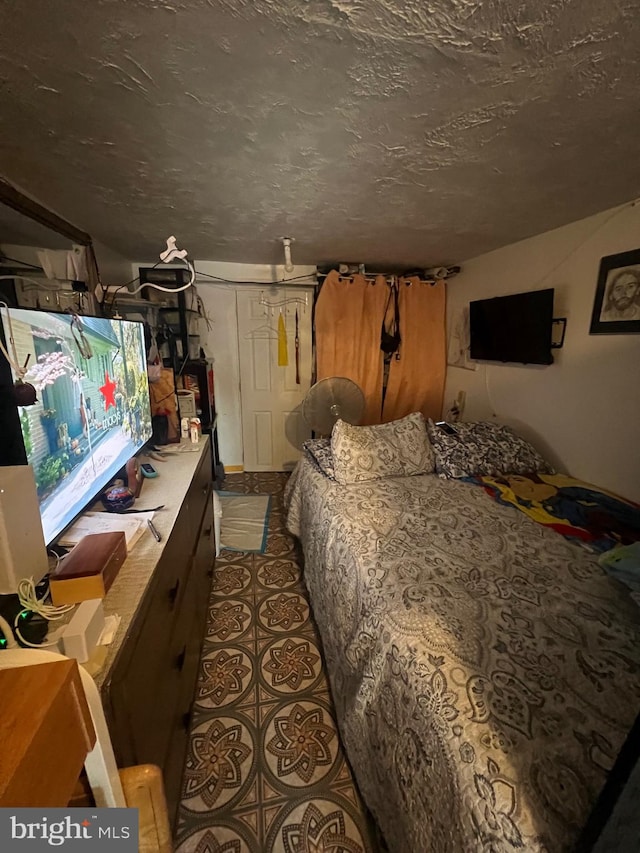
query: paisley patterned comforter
[{"left": 284, "top": 457, "right": 640, "bottom": 853}]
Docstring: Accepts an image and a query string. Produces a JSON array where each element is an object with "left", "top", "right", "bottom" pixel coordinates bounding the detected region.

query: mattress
[{"left": 285, "top": 456, "right": 640, "bottom": 852}]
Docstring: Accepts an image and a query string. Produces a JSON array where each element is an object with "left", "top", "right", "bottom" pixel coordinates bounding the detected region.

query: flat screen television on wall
[
  {"left": 0, "top": 308, "right": 152, "bottom": 546},
  {"left": 469, "top": 288, "right": 555, "bottom": 365}
]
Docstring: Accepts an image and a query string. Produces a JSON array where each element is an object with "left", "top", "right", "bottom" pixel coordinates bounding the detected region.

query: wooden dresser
[{"left": 96, "top": 437, "right": 214, "bottom": 825}]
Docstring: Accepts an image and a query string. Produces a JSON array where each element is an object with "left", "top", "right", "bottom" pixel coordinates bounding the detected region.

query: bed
[{"left": 284, "top": 419, "right": 640, "bottom": 853}]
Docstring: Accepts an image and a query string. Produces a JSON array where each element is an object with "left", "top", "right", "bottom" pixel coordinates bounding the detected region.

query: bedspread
[
  {"left": 285, "top": 457, "right": 640, "bottom": 853},
  {"left": 468, "top": 472, "right": 640, "bottom": 553}
]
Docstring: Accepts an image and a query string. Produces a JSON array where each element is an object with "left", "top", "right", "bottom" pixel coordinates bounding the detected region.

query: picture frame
[{"left": 590, "top": 248, "right": 640, "bottom": 334}]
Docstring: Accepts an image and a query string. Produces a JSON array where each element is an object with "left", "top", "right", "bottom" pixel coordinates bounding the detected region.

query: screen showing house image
[{"left": 0, "top": 308, "right": 152, "bottom": 545}]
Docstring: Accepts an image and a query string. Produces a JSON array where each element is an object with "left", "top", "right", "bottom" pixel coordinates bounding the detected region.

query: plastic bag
[{"left": 147, "top": 337, "right": 162, "bottom": 382}]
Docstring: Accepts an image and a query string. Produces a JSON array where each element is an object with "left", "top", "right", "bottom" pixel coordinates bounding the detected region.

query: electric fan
[{"left": 302, "top": 377, "right": 365, "bottom": 435}]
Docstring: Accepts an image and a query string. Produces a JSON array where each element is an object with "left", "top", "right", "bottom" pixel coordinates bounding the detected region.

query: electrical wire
[
  {"left": 16, "top": 577, "right": 75, "bottom": 619},
  {"left": 484, "top": 363, "right": 498, "bottom": 419},
  {"left": 68, "top": 311, "right": 94, "bottom": 359},
  {"left": 127, "top": 277, "right": 194, "bottom": 295},
  {"left": 0, "top": 254, "right": 45, "bottom": 271},
  {"left": 107, "top": 260, "right": 316, "bottom": 317},
  {"left": 106, "top": 261, "right": 161, "bottom": 309},
  {"left": 0, "top": 254, "right": 83, "bottom": 286},
  {"left": 526, "top": 200, "right": 636, "bottom": 293},
  {"left": 176, "top": 354, "right": 190, "bottom": 378},
  {"left": 0, "top": 272, "right": 65, "bottom": 291},
  {"left": 107, "top": 257, "right": 195, "bottom": 311},
  {"left": 49, "top": 550, "right": 62, "bottom": 573},
  {"left": 477, "top": 198, "right": 637, "bottom": 421},
  {"left": 13, "top": 576, "right": 75, "bottom": 649},
  {"left": 13, "top": 620, "right": 59, "bottom": 649},
  {"left": 0, "top": 613, "right": 18, "bottom": 648},
  {"left": 193, "top": 267, "right": 317, "bottom": 286},
  {"left": 194, "top": 292, "right": 213, "bottom": 331}
]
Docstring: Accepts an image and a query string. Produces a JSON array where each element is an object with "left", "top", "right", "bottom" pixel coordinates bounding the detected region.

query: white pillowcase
[{"left": 331, "top": 412, "right": 435, "bottom": 485}]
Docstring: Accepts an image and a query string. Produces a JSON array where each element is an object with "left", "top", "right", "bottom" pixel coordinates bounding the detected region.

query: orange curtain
[
  {"left": 382, "top": 276, "right": 446, "bottom": 423},
  {"left": 315, "top": 270, "right": 388, "bottom": 425}
]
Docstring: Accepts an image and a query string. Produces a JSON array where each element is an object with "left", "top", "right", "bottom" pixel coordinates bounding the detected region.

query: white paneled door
[{"left": 236, "top": 288, "right": 312, "bottom": 471}]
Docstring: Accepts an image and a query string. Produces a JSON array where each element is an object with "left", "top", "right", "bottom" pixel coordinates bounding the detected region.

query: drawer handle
[
  {"left": 203, "top": 525, "right": 212, "bottom": 538},
  {"left": 182, "top": 711, "right": 192, "bottom": 732},
  {"left": 202, "top": 486, "right": 208, "bottom": 496},
  {"left": 175, "top": 646, "right": 186, "bottom": 672},
  {"left": 168, "top": 579, "right": 180, "bottom": 607}
]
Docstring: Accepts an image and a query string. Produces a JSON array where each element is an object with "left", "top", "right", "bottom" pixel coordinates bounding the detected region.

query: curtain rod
[
  {"left": 316, "top": 265, "right": 460, "bottom": 286},
  {"left": 316, "top": 271, "right": 441, "bottom": 286}
]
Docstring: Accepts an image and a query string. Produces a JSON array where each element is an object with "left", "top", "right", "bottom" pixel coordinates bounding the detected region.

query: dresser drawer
[
  {"left": 183, "top": 439, "right": 212, "bottom": 545},
  {"left": 194, "top": 502, "right": 215, "bottom": 573},
  {"left": 106, "top": 512, "right": 191, "bottom": 767},
  {"left": 159, "top": 529, "right": 213, "bottom": 821},
  {"left": 101, "top": 438, "right": 214, "bottom": 822}
]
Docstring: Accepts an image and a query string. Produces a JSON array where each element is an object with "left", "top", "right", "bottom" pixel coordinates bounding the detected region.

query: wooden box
[{"left": 50, "top": 531, "right": 127, "bottom": 606}]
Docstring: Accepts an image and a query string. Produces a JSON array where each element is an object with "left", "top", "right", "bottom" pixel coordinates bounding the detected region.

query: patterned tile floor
[{"left": 174, "top": 472, "right": 382, "bottom": 853}]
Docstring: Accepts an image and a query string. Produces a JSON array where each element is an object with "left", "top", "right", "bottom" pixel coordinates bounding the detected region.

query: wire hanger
[{"left": 244, "top": 319, "right": 280, "bottom": 339}]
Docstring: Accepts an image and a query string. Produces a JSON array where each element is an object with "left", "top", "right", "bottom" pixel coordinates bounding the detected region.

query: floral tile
[
  {"left": 194, "top": 647, "right": 255, "bottom": 711},
  {"left": 182, "top": 714, "right": 257, "bottom": 813},
  {"left": 255, "top": 557, "right": 301, "bottom": 591},
  {"left": 262, "top": 698, "right": 341, "bottom": 789},
  {"left": 212, "top": 563, "right": 252, "bottom": 596},
  {"left": 174, "top": 822, "right": 256, "bottom": 852},
  {"left": 257, "top": 592, "right": 311, "bottom": 635},
  {"left": 260, "top": 635, "right": 324, "bottom": 695},
  {"left": 266, "top": 796, "right": 369, "bottom": 853},
  {"left": 206, "top": 599, "right": 253, "bottom": 643},
  {"left": 176, "top": 472, "right": 381, "bottom": 853}
]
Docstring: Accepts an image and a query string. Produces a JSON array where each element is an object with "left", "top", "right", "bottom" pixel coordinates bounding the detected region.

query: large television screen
[
  {"left": 469, "top": 288, "right": 554, "bottom": 365},
  {"left": 0, "top": 308, "right": 152, "bottom": 545}
]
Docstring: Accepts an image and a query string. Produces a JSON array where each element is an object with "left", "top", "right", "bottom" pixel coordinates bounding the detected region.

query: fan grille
[{"left": 302, "top": 377, "right": 365, "bottom": 435}]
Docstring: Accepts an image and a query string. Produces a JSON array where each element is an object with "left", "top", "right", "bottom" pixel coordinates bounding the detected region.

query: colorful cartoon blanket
[{"left": 469, "top": 471, "right": 640, "bottom": 552}]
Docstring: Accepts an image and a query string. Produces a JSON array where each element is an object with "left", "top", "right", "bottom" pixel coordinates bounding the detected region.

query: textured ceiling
[{"left": 1, "top": 0, "right": 640, "bottom": 269}]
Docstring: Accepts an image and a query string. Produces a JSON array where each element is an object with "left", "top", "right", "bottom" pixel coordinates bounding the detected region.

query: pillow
[
  {"left": 599, "top": 543, "right": 640, "bottom": 596},
  {"left": 427, "top": 420, "right": 554, "bottom": 479},
  {"left": 303, "top": 438, "right": 336, "bottom": 480},
  {"left": 331, "top": 412, "right": 435, "bottom": 485}
]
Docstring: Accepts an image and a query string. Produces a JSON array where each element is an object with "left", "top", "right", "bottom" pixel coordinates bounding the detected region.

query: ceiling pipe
[{"left": 282, "top": 237, "right": 295, "bottom": 273}]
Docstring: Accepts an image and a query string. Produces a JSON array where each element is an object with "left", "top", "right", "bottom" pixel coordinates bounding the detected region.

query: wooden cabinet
[
  {"left": 103, "top": 439, "right": 213, "bottom": 826},
  {"left": 0, "top": 659, "right": 95, "bottom": 808}
]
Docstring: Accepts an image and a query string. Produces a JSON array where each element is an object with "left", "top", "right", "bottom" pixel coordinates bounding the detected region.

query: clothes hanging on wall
[
  {"left": 315, "top": 270, "right": 446, "bottom": 426},
  {"left": 382, "top": 276, "right": 446, "bottom": 423},
  {"left": 380, "top": 279, "right": 401, "bottom": 357},
  {"left": 277, "top": 311, "right": 289, "bottom": 366},
  {"left": 315, "top": 270, "right": 387, "bottom": 425},
  {"left": 37, "top": 245, "right": 88, "bottom": 282}
]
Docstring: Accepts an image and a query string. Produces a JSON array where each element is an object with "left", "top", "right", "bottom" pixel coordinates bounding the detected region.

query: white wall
[
  {"left": 129, "top": 260, "right": 316, "bottom": 469},
  {"left": 198, "top": 284, "right": 243, "bottom": 468},
  {"left": 1, "top": 240, "right": 134, "bottom": 312},
  {"left": 2, "top": 240, "right": 133, "bottom": 285},
  {"left": 445, "top": 200, "right": 640, "bottom": 502},
  {"left": 93, "top": 240, "right": 134, "bottom": 285}
]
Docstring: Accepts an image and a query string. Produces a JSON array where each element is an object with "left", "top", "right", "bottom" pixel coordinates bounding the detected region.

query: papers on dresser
[{"left": 58, "top": 511, "right": 156, "bottom": 551}]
